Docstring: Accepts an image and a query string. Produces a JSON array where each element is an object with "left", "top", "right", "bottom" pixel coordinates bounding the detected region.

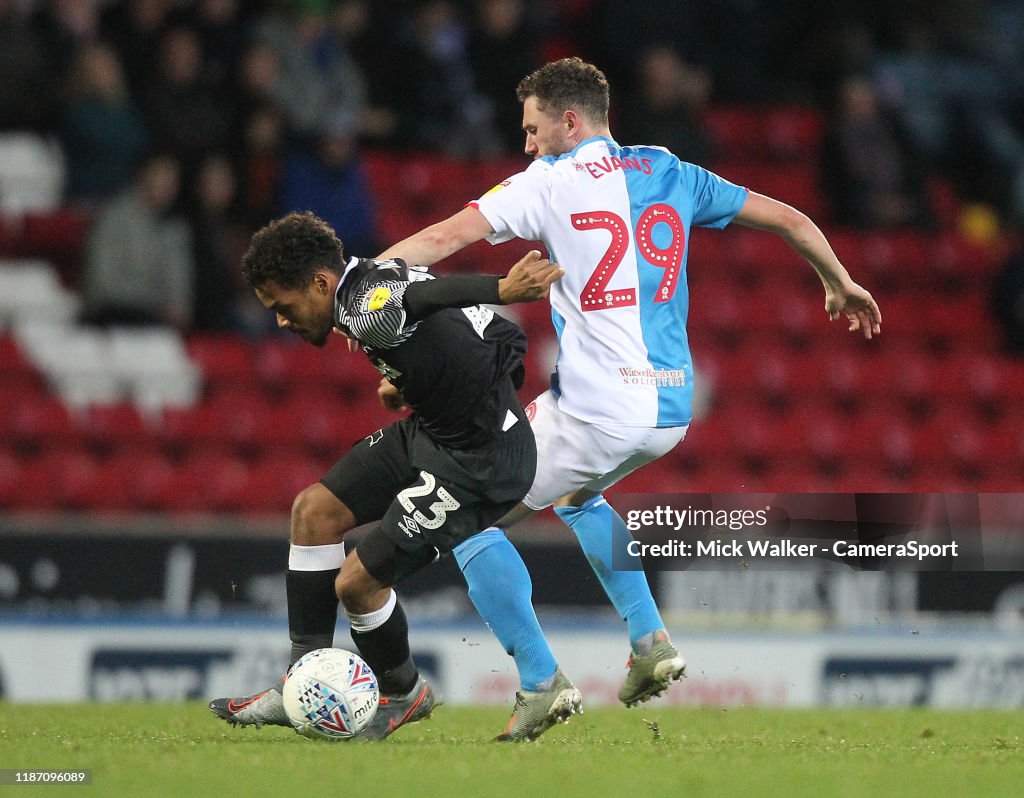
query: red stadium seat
[
  {"left": 254, "top": 334, "right": 365, "bottom": 398},
  {"left": 162, "top": 451, "right": 252, "bottom": 513},
  {"left": 13, "top": 448, "right": 102, "bottom": 511},
  {"left": 703, "top": 106, "right": 765, "bottom": 162},
  {"left": 857, "top": 231, "right": 930, "bottom": 288},
  {"left": 762, "top": 107, "right": 825, "bottom": 161},
  {"left": 245, "top": 452, "right": 325, "bottom": 515},
  {"left": 704, "top": 106, "right": 824, "bottom": 163},
  {"left": 4, "top": 391, "right": 81, "bottom": 451},
  {"left": 158, "top": 403, "right": 234, "bottom": 456},
  {"left": 111, "top": 449, "right": 178, "bottom": 512},
  {"left": 186, "top": 333, "right": 254, "bottom": 387},
  {"left": 81, "top": 401, "right": 149, "bottom": 453},
  {"left": 713, "top": 163, "right": 825, "bottom": 220},
  {"left": 0, "top": 448, "right": 23, "bottom": 509}
]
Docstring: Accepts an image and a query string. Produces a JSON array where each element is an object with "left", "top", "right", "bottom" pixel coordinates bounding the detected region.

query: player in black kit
[{"left": 209, "top": 211, "right": 582, "bottom": 741}]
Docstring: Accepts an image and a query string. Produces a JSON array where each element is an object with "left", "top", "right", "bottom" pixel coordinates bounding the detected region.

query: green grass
[{"left": 1, "top": 703, "right": 1022, "bottom": 797}]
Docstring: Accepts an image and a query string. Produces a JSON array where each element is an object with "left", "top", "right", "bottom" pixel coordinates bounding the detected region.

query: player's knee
[
  {"left": 290, "top": 483, "right": 355, "bottom": 546},
  {"left": 335, "top": 563, "right": 375, "bottom": 614},
  {"left": 554, "top": 488, "right": 602, "bottom": 510}
]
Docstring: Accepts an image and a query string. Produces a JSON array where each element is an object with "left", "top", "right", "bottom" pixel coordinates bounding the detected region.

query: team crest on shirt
[{"left": 365, "top": 286, "right": 391, "bottom": 311}]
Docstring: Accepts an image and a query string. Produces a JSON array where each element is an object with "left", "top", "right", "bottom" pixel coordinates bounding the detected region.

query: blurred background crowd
[{"left": 1, "top": 0, "right": 1023, "bottom": 507}]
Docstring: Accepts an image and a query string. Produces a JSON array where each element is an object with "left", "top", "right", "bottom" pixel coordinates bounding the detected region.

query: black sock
[
  {"left": 287, "top": 569, "right": 339, "bottom": 667},
  {"left": 350, "top": 600, "right": 418, "bottom": 695}
]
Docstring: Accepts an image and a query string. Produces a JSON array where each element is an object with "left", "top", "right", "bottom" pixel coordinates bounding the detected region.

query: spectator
[
  {"left": 58, "top": 43, "right": 149, "bottom": 207},
  {"left": 277, "top": 110, "right": 378, "bottom": 257},
  {"left": 140, "top": 24, "right": 233, "bottom": 169},
  {"left": 29, "top": 0, "right": 104, "bottom": 79},
  {"left": 99, "top": 0, "right": 171, "bottom": 102},
  {"left": 233, "top": 41, "right": 280, "bottom": 130},
  {"left": 81, "top": 152, "right": 193, "bottom": 330},
  {"left": 235, "top": 102, "right": 287, "bottom": 229},
  {"left": 189, "top": 153, "right": 253, "bottom": 333},
  {"left": 873, "top": 20, "right": 1024, "bottom": 224},
  {"left": 0, "top": 0, "right": 59, "bottom": 131},
  {"left": 191, "top": 0, "right": 247, "bottom": 94},
  {"left": 468, "top": 0, "right": 541, "bottom": 154},
  {"left": 391, "top": 0, "right": 499, "bottom": 156},
  {"left": 329, "top": 0, "right": 400, "bottom": 143},
  {"left": 618, "top": 45, "right": 715, "bottom": 166},
  {"left": 250, "top": 6, "right": 367, "bottom": 140},
  {"left": 821, "top": 74, "right": 930, "bottom": 228}
]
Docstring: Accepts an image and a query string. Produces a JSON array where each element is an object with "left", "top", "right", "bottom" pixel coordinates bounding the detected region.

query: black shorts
[{"left": 320, "top": 413, "right": 536, "bottom": 585}]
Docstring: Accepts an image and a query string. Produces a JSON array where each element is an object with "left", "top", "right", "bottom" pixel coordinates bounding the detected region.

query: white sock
[
  {"left": 346, "top": 588, "right": 398, "bottom": 633},
  {"left": 288, "top": 542, "right": 346, "bottom": 571}
]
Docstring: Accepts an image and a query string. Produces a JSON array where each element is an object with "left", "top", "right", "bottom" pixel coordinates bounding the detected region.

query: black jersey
[{"left": 334, "top": 257, "right": 528, "bottom": 449}]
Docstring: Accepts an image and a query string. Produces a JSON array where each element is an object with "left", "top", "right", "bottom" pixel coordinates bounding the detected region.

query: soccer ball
[{"left": 282, "top": 648, "right": 379, "bottom": 740}]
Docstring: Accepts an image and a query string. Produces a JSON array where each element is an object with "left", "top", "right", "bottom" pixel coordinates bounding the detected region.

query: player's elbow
[{"left": 773, "top": 202, "right": 814, "bottom": 239}]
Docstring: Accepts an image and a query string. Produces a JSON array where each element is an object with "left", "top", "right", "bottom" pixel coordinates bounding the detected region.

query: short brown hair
[
  {"left": 515, "top": 57, "right": 610, "bottom": 127},
  {"left": 241, "top": 211, "right": 344, "bottom": 290}
]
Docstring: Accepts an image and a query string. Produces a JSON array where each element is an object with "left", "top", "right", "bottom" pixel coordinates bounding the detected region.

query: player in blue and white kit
[{"left": 380, "top": 58, "right": 881, "bottom": 708}]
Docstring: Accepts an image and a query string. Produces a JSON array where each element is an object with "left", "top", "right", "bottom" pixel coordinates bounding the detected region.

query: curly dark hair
[
  {"left": 241, "top": 211, "right": 345, "bottom": 290},
  {"left": 515, "top": 57, "right": 610, "bottom": 127}
]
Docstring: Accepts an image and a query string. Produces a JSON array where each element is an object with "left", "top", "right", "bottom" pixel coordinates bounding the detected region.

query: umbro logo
[{"left": 398, "top": 516, "right": 420, "bottom": 538}]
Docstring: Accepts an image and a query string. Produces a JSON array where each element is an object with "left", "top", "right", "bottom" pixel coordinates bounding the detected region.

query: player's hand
[
  {"left": 826, "top": 280, "right": 881, "bottom": 340},
  {"left": 378, "top": 377, "right": 407, "bottom": 412},
  {"left": 498, "top": 250, "right": 564, "bottom": 304}
]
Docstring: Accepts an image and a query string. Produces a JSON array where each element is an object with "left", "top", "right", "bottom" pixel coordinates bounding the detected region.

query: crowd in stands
[
  {"left": 1, "top": 1, "right": 1023, "bottom": 505},
  {"left": 0, "top": 0, "right": 1022, "bottom": 341}
]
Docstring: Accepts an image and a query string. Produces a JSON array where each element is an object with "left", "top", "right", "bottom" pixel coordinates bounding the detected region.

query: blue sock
[
  {"left": 454, "top": 528, "right": 558, "bottom": 692},
  {"left": 555, "top": 496, "right": 665, "bottom": 649}
]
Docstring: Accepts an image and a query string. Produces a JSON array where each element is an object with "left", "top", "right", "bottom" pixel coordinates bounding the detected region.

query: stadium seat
[
  {"left": 704, "top": 106, "right": 824, "bottom": 163},
  {"left": 703, "top": 106, "right": 766, "bottom": 162},
  {"left": 255, "top": 334, "right": 364, "bottom": 398},
  {"left": 186, "top": 333, "right": 254, "bottom": 386},
  {"left": 3, "top": 390, "right": 81, "bottom": 452},
  {"left": 161, "top": 451, "right": 252, "bottom": 513},
  {"left": 0, "top": 133, "right": 65, "bottom": 214},
  {"left": 245, "top": 452, "right": 326, "bottom": 515},
  {"left": 107, "top": 326, "right": 202, "bottom": 415},
  {"left": 12, "top": 448, "right": 103, "bottom": 511},
  {"left": 762, "top": 107, "right": 825, "bottom": 161},
  {"left": 104, "top": 449, "right": 178, "bottom": 512},
  {"left": 0, "top": 259, "right": 80, "bottom": 329},
  {"left": 81, "top": 401, "right": 149, "bottom": 452},
  {"left": 713, "top": 163, "right": 825, "bottom": 220},
  {"left": 157, "top": 403, "right": 236, "bottom": 459},
  {"left": 0, "top": 448, "right": 23, "bottom": 509},
  {"left": 857, "top": 231, "right": 930, "bottom": 288}
]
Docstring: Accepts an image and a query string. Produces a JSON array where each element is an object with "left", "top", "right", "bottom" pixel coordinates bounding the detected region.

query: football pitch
[{"left": 2, "top": 703, "right": 1022, "bottom": 797}]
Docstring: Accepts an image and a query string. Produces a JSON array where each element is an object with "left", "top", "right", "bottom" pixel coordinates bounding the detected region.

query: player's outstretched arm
[
  {"left": 402, "top": 252, "right": 562, "bottom": 319},
  {"left": 732, "top": 191, "right": 882, "bottom": 339},
  {"left": 378, "top": 206, "right": 495, "bottom": 267},
  {"left": 498, "top": 250, "right": 564, "bottom": 304}
]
